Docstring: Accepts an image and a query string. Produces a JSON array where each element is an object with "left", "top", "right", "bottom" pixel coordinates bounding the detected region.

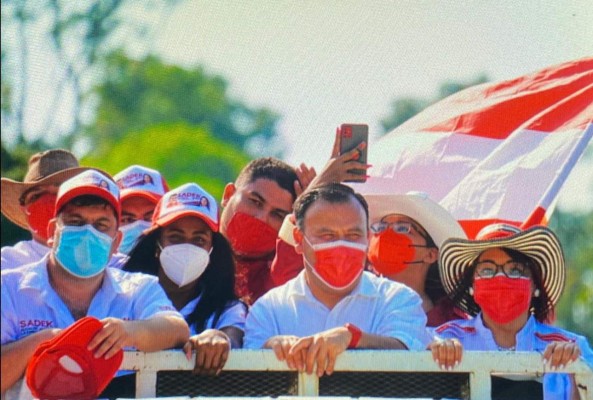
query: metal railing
[{"left": 121, "top": 349, "right": 593, "bottom": 399}]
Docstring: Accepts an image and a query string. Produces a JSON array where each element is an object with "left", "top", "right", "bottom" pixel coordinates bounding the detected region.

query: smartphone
[{"left": 339, "top": 123, "right": 368, "bottom": 182}]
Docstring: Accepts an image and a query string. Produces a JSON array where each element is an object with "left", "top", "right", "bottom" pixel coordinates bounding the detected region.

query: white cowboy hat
[{"left": 365, "top": 192, "right": 467, "bottom": 248}]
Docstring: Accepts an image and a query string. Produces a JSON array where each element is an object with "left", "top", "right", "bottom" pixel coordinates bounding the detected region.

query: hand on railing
[
  {"left": 183, "top": 329, "right": 232, "bottom": 376},
  {"left": 428, "top": 338, "right": 463, "bottom": 371},
  {"left": 543, "top": 341, "right": 582, "bottom": 371}
]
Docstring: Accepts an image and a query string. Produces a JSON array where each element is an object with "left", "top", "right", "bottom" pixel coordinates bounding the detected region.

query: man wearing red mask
[
  {"left": 244, "top": 183, "right": 430, "bottom": 377},
  {"left": 1, "top": 149, "right": 88, "bottom": 270},
  {"left": 220, "top": 157, "right": 301, "bottom": 303}
]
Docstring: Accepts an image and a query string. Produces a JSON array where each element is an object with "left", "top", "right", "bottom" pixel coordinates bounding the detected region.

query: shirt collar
[
  {"left": 290, "top": 270, "right": 378, "bottom": 300},
  {"left": 19, "top": 254, "right": 51, "bottom": 291},
  {"left": 19, "top": 256, "right": 122, "bottom": 296}
]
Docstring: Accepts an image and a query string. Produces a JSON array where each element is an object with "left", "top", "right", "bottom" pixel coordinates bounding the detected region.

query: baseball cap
[
  {"left": 55, "top": 170, "right": 120, "bottom": 218},
  {"left": 146, "top": 182, "right": 219, "bottom": 233},
  {"left": 26, "top": 317, "right": 123, "bottom": 399},
  {"left": 114, "top": 165, "right": 169, "bottom": 204}
]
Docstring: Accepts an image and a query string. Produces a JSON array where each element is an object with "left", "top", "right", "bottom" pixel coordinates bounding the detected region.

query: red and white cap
[
  {"left": 147, "top": 183, "right": 219, "bottom": 233},
  {"left": 55, "top": 170, "right": 120, "bottom": 217},
  {"left": 113, "top": 165, "right": 169, "bottom": 204}
]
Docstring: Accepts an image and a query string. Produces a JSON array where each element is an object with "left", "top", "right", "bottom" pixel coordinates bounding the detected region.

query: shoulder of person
[
  {"left": 434, "top": 318, "right": 478, "bottom": 336},
  {"left": 106, "top": 267, "right": 160, "bottom": 290},
  {"left": 533, "top": 321, "right": 589, "bottom": 345},
  {"left": 362, "top": 271, "right": 419, "bottom": 298}
]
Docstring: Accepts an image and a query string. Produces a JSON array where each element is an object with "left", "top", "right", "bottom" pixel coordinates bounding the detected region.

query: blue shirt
[
  {"left": 244, "top": 271, "right": 430, "bottom": 350},
  {"left": 179, "top": 295, "right": 246, "bottom": 336},
  {"left": 434, "top": 314, "right": 593, "bottom": 400},
  {"left": 1, "top": 255, "right": 182, "bottom": 345}
]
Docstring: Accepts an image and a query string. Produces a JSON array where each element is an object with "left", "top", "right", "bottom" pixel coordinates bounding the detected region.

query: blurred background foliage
[{"left": 1, "top": 0, "right": 591, "bottom": 341}]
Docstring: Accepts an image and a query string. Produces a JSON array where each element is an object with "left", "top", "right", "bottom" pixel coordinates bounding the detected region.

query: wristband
[{"left": 345, "top": 323, "right": 362, "bottom": 349}]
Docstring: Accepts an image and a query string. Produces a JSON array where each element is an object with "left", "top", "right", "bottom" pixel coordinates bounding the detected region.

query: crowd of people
[{"left": 1, "top": 140, "right": 592, "bottom": 399}]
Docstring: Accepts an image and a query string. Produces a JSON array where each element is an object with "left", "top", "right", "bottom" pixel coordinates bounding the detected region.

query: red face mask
[
  {"left": 473, "top": 276, "right": 532, "bottom": 324},
  {"left": 23, "top": 193, "right": 57, "bottom": 243},
  {"left": 225, "top": 212, "right": 278, "bottom": 257},
  {"left": 305, "top": 238, "right": 367, "bottom": 290},
  {"left": 367, "top": 230, "right": 422, "bottom": 275}
]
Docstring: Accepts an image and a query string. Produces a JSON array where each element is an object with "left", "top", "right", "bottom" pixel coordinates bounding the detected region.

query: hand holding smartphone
[{"left": 338, "top": 123, "right": 369, "bottom": 182}]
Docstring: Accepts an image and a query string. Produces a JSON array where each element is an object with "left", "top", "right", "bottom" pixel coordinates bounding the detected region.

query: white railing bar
[
  {"left": 121, "top": 350, "right": 593, "bottom": 400},
  {"left": 122, "top": 349, "right": 592, "bottom": 375}
]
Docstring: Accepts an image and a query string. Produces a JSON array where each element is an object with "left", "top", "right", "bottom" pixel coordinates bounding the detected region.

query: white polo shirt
[
  {"left": 1, "top": 240, "right": 128, "bottom": 271},
  {"left": 180, "top": 296, "right": 247, "bottom": 336},
  {"left": 1, "top": 255, "right": 182, "bottom": 345},
  {"left": 1, "top": 240, "right": 48, "bottom": 270},
  {"left": 244, "top": 271, "right": 431, "bottom": 350},
  {"left": 434, "top": 314, "right": 593, "bottom": 400}
]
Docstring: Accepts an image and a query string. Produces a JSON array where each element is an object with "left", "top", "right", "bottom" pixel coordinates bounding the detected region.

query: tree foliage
[
  {"left": 550, "top": 209, "right": 593, "bottom": 341},
  {"left": 85, "top": 51, "right": 283, "bottom": 158},
  {"left": 82, "top": 122, "right": 251, "bottom": 199},
  {"left": 1, "top": 0, "right": 178, "bottom": 148}
]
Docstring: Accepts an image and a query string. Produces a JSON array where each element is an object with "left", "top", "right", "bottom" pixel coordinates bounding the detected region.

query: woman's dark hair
[
  {"left": 450, "top": 247, "right": 552, "bottom": 322},
  {"left": 123, "top": 228, "right": 244, "bottom": 333},
  {"left": 417, "top": 229, "right": 445, "bottom": 304}
]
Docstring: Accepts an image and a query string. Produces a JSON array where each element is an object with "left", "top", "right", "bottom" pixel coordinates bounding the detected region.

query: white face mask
[{"left": 159, "top": 243, "right": 211, "bottom": 287}]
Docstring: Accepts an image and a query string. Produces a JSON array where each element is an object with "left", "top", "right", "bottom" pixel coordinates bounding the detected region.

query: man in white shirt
[
  {"left": 244, "top": 183, "right": 430, "bottom": 377},
  {"left": 1, "top": 149, "right": 88, "bottom": 270},
  {"left": 1, "top": 169, "right": 189, "bottom": 397}
]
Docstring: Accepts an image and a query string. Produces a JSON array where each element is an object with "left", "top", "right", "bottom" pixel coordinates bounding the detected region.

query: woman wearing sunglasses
[{"left": 430, "top": 224, "right": 593, "bottom": 399}]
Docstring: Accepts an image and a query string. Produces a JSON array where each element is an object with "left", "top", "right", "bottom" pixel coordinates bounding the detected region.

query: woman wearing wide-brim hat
[
  {"left": 1, "top": 149, "right": 89, "bottom": 270},
  {"left": 429, "top": 224, "right": 593, "bottom": 400},
  {"left": 365, "top": 192, "right": 468, "bottom": 326}
]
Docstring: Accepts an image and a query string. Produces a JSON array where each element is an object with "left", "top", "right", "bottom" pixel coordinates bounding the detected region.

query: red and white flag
[{"left": 356, "top": 58, "right": 593, "bottom": 239}]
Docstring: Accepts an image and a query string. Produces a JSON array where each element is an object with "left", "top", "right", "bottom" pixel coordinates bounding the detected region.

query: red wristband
[{"left": 345, "top": 323, "right": 362, "bottom": 349}]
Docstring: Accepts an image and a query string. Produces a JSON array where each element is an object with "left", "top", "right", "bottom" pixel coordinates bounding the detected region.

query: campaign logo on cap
[
  {"left": 26, "top": 317, "right": 123, "bottom": 399},
  {"left": 114, "top": 165, "right": 168, "bottom": 204},
  {"left": 56, "top": 170, "right": 120, "bottom": 217},
  {"left": 150, "top": 183, "right": 219, "bottom": 232}
]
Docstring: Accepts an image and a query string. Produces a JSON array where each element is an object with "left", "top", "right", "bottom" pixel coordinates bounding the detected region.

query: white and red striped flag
[{"left": 356, "top": 58, "right": 593, "bottom": 239}]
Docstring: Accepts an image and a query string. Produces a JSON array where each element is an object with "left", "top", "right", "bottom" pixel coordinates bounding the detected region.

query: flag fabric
[{"left": 355, "top": 58, "right": 593, "bottom": 239}]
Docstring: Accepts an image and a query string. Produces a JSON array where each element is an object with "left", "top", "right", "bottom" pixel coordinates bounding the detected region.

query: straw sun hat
[
  {"left": 1, "top": 149, "right": 89, "bottom": 229},
  {"left": 439, "top": 223, "right": 565, "bottom": 315}
]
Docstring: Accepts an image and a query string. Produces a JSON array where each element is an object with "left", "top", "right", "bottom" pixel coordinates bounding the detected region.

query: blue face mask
[
  {"left": 118, "top": 220, "right": 151, "bottom": 255},
  {"left": 55, "top": 224, "right": 113, "bottom": 278}
]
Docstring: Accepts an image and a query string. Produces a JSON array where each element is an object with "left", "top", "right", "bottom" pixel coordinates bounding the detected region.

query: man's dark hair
[
  {"left": 294, "top": 183, "right": 369, "bottom": 229},
  {"left": 58, "top": 195, "right": 118, "bottom": 223},
  {"left": 235, "top": 157, "right": 298, "bottom": 201}
]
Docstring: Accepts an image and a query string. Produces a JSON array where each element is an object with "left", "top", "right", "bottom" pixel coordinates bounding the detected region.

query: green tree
[
  {"left": 84, "top": 51, "right": 283, "bottom": 159},
  {"left": 550, "top": 209, "right": 593, "bottom": 342},
  {"left": 82, "top": 122, "right": 251, "bottom": 200},
  {"left": 1, "top": 0, "right": 178, "bottom": 148}
]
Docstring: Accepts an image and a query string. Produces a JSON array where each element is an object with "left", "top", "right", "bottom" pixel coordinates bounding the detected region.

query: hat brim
[
  {"left": 1, "top": 167, "right": 91, "bottom": 229},
  {"left": 439, "top": 226, "right": 565, "bottom": 315},
  {"left": 55, "top": 185, "right": 121, "bottom": 219},
  {"left": 143, "top": 210, "right": 219, "bottom": 236},
  {"left": 120, "top": 189, "right": 161, "bottom": 205},
  {"left": 365, "top": 194, "right": 466, "bottom": 248}
]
